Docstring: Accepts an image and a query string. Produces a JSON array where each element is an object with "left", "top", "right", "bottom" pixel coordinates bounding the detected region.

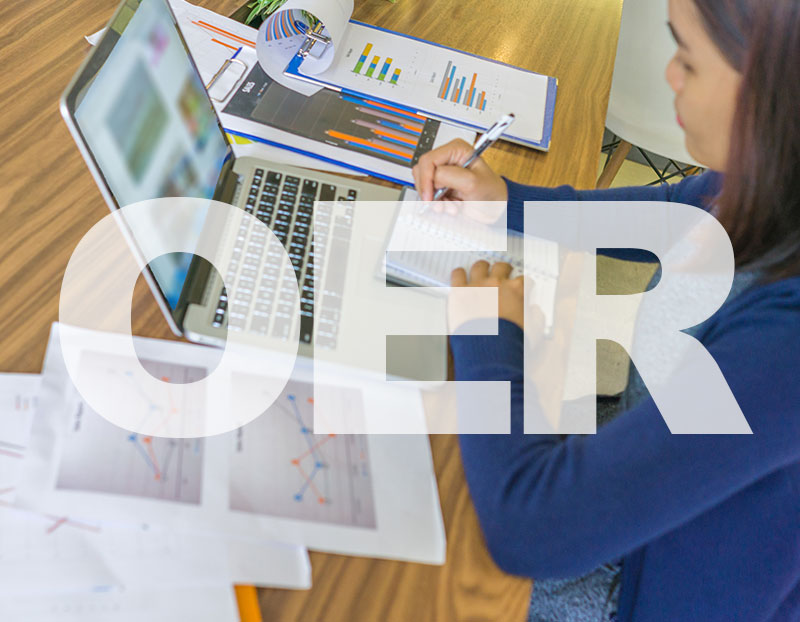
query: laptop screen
[{"left": 72, "top": 0, "right": 229, "bottom": 309}]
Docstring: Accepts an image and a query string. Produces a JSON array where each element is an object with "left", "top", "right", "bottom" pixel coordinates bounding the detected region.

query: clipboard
[{"left": 281, "top": 20, "right": 558, "bottom": 151}]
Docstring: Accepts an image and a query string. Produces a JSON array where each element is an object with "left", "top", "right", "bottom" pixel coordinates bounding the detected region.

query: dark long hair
[{"left": 693, "top": 0, "right": 800, "bottom": 280}]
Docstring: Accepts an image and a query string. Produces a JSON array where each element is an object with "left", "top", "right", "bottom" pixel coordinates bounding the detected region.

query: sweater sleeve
[
  {"left": 451, "top": 289, "right": 800, "bottom": 579},
  {"left": 504, "top": 172, "right": 723, "bottom": 263}
]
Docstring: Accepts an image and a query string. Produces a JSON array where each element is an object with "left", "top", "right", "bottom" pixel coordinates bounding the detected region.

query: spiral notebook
[{"left": 383, "top": 196, "right": 560, "bottom": 330}]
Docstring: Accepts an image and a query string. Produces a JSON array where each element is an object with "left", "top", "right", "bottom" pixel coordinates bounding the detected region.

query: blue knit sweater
[{"left": 451, "top": 173, "right": 800, "bottom": 621}]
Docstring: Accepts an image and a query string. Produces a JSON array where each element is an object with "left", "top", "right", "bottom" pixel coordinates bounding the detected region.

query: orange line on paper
[
  {"left": 292, "top": 461, "right": 326, "bottom": 504},
  {"left": 212, "top": 37, "right": 239, "bottom": 51},
  {"left": 293, "top": 434, "right": 335, "bottom": 462},
  {"left": 362, "top": 98, "right": 426, "bottom": 121},
  {"left": 326, "top": 130, "right": 412, "bottom": 159},
  {"left": 192, "top": 20, "right": 255, "bottom": 48},
  {"left": 372, "top": 128, "right": 417, "bottom": 146},
  {"left": 143, "top": 436, "right": 162, "bottom": 480}
]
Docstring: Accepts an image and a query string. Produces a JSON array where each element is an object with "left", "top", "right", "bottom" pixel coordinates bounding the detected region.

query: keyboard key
[
  {"left": 319, "top": 184, "right": 336, "bottom": 202},
  {"left": 300, "top": 315, "right": 313, "bottom": 344}
]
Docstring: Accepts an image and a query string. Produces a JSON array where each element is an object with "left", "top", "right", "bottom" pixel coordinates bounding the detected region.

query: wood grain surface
[{"left": 0, "top": 0, "right": 622, "bottom": 619}]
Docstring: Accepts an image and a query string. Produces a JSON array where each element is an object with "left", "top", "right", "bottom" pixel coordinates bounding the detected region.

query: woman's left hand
[{"left": 449, "top": 260, "right": 527, "bottom": 329}]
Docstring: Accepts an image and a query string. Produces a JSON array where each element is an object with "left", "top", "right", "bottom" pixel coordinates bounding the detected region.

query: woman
[{"left": 412, "top": 0, "right": 800, "bottom": 620}]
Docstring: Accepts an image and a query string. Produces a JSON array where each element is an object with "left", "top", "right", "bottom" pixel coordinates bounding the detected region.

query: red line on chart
[
  {"left": 294, "top": 434, "right": 335, "bottom": 463},
  {"left": 143, "top": 436, "right": 162, "bottom": 480},
  {"left": 45, "top": 517, "right": 68, "bottom": 534},
  {"left": 291, "top": 459, "right": 326, "bottom": 504},
  {"left": 44, "top": 514, "right": 102, "bottom": 535},
  {"left": 0, "top": 500, "right": 102, "bottom": 534},
  {"left": 0, "top": 447, "right": 24, "bottom": 459}
]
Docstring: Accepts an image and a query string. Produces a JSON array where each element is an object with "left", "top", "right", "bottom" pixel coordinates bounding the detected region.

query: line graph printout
[
  {"left": 229, "top": 379, "right": 376, "bottom": 528},
  {"left": 21, "top": 325, "right": 443, "bottom": 563},
  {"left": 54, "top": 352, "right": 206, "bottom": 504}
]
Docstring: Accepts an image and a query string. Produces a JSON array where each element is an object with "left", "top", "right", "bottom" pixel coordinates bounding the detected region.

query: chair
[{"left": 597, "top": 0, "right": 702, "bottom": 188}]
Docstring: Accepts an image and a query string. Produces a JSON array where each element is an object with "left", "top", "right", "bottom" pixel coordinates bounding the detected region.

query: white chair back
[{"left": 606, "top": 0, "right": 700, "bottom": 166}]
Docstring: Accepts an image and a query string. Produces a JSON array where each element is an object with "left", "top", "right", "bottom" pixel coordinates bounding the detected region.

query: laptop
[{"left": 60, "top": 0, "right": 446, "bottom": 381}]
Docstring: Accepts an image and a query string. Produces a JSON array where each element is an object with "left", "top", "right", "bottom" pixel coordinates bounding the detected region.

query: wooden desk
[{"left": 0, "top": 0, "right": 622, "bottom": 619}]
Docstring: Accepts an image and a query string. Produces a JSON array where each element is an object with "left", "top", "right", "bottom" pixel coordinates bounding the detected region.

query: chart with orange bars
[
  {"left": 306, "top": 21, "right": 554, "bottom": 147},
  {"left": 222, "top": 62, "right": 441, "bottom": 167},
  {"left": 229, "top": 379, "right": 376, "bottom": 528}
]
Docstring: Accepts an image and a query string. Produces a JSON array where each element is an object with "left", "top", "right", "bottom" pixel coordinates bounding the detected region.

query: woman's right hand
[{"left": 411, "top": 139, "right": 508, "bottom": 207}]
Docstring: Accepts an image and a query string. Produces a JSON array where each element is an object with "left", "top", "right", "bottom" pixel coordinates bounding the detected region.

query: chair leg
[{"left": 596, "top": 140, "right": 632, "bottom": 188}]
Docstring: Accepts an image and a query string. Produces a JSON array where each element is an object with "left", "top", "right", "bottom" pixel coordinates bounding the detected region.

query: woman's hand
[
  {"left": 412, "top": 139, "right": 508, "bottom": 207},
  {"left": 449, "top": 260, "right": 528, "bottom": 330}
]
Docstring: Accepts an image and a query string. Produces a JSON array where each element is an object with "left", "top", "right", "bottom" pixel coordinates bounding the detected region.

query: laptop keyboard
[{"left": 211, "top": 168, "right": 356, "bottom": 347}]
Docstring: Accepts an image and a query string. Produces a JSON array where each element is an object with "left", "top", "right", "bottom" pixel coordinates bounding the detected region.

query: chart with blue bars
[
  {"left": 352, "top": 42, "right": 402, "bottom": 84},
  {"left": 437, "top": 60, "right": 488, "bottom": 110},
  {"left": 223, "top": 63, "right": 441, "bottom": 167}
]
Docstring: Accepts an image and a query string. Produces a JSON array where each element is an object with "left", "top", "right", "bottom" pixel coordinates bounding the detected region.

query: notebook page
[{"left": 384, "top": 198, "right": 559, "bottom": 328}]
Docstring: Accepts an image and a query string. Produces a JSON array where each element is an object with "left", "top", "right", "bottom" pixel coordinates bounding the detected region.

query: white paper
[
  {"left": 0, "top": 373, "right": 40, "bottom": 495},
  {"left": 18, "top": 324, "right": 446, "bottom": 564},
  {"left": 255, "top": 0, "right": 352, "bottom": 89},
  {"left": 169, "top": 0, "right": 321, "bottom": 97},
  {"left": 300, "top": 21, "right": 551, "bottom": 146},
  {"left": 226, "top": 536, "right": 310, "bottom": 587},
  {"left": 0, "top": 503, "right": 231, "bottom": 595},
  {"left": 0, "top": 585, "right": 239, "bottom": 622},
  {"left": 84, "top": 29, "right": 105, "bottom": 46},
  {"left": 0, "top": 374, "right": 310, "bottom": 593},
  {"left": 0, "top": 499, "right": 310, "bottom": 593},
  {"left": 385, "top": 195, "right": 560, "bottom": 328}
]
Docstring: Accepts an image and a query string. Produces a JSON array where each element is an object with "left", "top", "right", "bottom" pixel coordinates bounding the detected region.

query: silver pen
[{"left": 418, "top": 113, "right": 516, "bottom": 213}]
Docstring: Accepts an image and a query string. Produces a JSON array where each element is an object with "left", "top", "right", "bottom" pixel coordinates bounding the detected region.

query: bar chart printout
[
  {"left": 438, "top": 60, "right": 487, "bottom": 110},
  {"left": 223, "top": 64, "right": 440, "bottom": 166},
  {"left": 352, "top": 43, "right": 402, "bottom": 84}
]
